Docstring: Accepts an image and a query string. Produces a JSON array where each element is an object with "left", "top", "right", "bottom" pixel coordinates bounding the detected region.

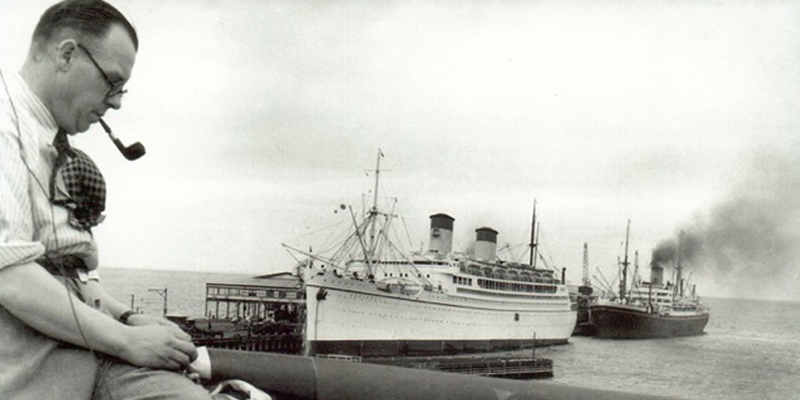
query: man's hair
[{"left": 32, "top": 0, "right": 138, "bottom": 51}]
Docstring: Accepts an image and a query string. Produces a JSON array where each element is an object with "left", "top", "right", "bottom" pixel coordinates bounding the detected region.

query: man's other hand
[{"left": 118, "top": 325, "right": 199, "bottom": 370}]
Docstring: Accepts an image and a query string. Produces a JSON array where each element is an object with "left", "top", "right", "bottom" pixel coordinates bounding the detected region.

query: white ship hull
[{"left": 304, "top": 269, "right": 577, "bottom": 357}]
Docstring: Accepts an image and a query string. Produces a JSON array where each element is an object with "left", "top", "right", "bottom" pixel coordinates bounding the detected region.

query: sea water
[{"left": 101, "top": 268, "right": 800, "bottom": 400}]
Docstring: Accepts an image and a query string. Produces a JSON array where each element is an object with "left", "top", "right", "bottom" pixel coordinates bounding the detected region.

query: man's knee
[{"left": 94, "top": 362, "right": 212, "bottom": 400}]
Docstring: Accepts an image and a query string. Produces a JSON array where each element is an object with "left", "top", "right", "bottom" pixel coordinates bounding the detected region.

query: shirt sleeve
[{"left": 0, "top": 101, "right": 46, "bottom": 270}]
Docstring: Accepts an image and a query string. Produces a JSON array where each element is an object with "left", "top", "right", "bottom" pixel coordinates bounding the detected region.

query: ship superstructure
[
  {"left": 589, "top": 224, "right": 710, "bottom": 339},
  {"left": 290, "top": 152, "right": 576, "bottom": 357}
]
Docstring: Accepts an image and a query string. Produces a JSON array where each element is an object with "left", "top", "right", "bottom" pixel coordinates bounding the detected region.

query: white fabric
[
  {"left": 189, "top": 346, "right": 212, "bottom": 379},
  {"left": 0, "top": 72, "right": 102, "bottom": 399},
  {"left": 210, "top": 380, "right": 273, "bottom": 400},
  {"left": 0, "top": 72, "right": 98, "bottom": 271}
]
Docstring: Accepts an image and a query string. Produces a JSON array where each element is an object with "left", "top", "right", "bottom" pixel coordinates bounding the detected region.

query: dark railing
[{"left": 194, "top": 334, "right": 302, "bottom": 354}]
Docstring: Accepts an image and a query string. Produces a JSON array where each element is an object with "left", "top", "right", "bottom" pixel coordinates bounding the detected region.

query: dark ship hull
[
  {"left": 572, "top": 289, "right": 597, "bottom": 336},
  {"left": 590, "top": 304, "right": 709, "bottom": 339}
]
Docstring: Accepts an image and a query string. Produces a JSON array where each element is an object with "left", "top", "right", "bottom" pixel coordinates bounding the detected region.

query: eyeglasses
[{"left": 77, "top": 44, "right": 128, "bottom": 99}]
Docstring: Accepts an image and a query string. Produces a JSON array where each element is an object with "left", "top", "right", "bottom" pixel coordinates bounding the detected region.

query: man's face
[{"left": 54, "top": 24, "right": 137, "bottom": 134}]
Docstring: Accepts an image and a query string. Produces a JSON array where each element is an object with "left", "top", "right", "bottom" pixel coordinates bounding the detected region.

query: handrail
[{"left": 205, "top": 348, "right": 687, "bottom": 400}]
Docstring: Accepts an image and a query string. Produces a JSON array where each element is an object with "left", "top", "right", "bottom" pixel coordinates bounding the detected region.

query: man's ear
[{"left": 55, "top": 39, "right": 79, "bottom": 72}]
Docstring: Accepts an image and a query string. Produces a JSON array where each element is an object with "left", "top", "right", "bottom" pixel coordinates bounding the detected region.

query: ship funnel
[
  {"left": 474, "top": 227, "right": 498, "bottom": 262},
  {"left": 428, "top": 213, "right": 455, "bottom": 260},
  {"left": 650, "top": 264, "right": 664, "bottom": 287}
]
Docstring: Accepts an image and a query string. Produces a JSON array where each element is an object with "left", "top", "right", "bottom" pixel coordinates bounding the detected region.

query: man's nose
[{"left": 105, "top": 95, "right": 122, "bottom": 110}]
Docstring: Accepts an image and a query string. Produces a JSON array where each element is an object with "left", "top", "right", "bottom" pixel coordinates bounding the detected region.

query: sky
[{"left": 1, "top": 0, "right": 798, "bottom": 301}]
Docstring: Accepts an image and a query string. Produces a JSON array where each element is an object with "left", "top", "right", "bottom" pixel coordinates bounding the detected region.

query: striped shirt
[
  {"left": 0, "top": 73, "right": 98, "bottom": 271},
  {"left": 1, "top": 73, "right": 102, "bottom": 399}
]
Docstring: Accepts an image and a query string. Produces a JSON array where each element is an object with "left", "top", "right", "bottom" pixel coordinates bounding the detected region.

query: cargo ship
[
  {"left": 288, "top": 152, "right": 577, "bottom": 357},
  {"left": 589, "top": 223, "right": 710, "bottom": 339}
]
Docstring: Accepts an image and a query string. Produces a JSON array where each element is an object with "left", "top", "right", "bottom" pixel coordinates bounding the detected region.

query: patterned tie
[{"left": 51, "top": 130, "right": 107, "bottom": 231}]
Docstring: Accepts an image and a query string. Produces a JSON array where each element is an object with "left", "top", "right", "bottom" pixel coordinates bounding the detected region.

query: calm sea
[{"left": 102, "top": 268, "right": 800, "bottom": 400}]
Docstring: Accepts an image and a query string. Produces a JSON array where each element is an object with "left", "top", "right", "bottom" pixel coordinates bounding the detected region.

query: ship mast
[
  {"left": 354, "top": 150, "right": 384, "bottom": 278},
  {"left": 675, "top": 230, "right": 684, "bottom": 299},
  {"left": 528, "top": 200, "right": 538, "bottom": 268},
  {"left": 632, "top": 250, "right": 639, "bottom": 292},
  {"left": 349, "top": 206, "right": 373, "bottom": 277},
  {"left": 368, "top": 150, "right": 383, "bottom": 258},
  {"left": 582, "top": 243, "right": 590, "bottom": 287},
  {"left": 619, "top": 219, "right": 631, "bottom": 302}
]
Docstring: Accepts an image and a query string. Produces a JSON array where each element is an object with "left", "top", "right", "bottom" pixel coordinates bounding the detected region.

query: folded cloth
[
  {"left": 51, "top": 130, "right": 107, "bottom": 231},
  {"left": 61, "top": 148, "right": 106, "bottom": 229},
  {"left": 209, "top": 380, "right": 272, "bottom": 400}
]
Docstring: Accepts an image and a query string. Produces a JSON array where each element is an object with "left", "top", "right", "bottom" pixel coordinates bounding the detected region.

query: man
[{"left": 0, "top": 1, "right": 212, "bottom": 399}]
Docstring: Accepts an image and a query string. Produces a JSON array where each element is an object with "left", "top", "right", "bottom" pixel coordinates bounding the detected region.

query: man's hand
[
  {"left": 125, "top": 313, "right": 190, "bottom": 344},
  {"left": 118, "top": 325, "right": 198, "bottom": 371},
  {"left": 126, "top": 313, "right": 182, "bottom": 330}
]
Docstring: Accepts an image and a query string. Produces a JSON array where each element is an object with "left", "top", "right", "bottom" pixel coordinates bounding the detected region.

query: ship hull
[
  {"left": 304, "top": 272, "right": 576, "bottom": 357},
  {"left": 309, "top": 338, "right": 566, "bottom": 357},
  {"left": 590, "top": 304, "right": 709, "bottom": 339}
]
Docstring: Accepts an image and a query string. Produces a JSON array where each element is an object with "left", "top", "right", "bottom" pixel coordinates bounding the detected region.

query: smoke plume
[{"left": 650, "top": 150, "right": 800, "bottom": 301}]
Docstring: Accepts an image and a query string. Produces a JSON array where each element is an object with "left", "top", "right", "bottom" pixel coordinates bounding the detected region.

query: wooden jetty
[{"left": 365, "top": 355, "right": 553, "bottom": 379}]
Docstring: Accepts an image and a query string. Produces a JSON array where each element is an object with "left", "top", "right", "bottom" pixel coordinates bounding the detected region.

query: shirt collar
[{"left": 12, "top": 73, "right": 59, "bottom": 144}]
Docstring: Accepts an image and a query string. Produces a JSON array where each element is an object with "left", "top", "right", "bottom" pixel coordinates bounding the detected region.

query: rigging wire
[{"left": 400, "top": 216, "right": 416, "bottom": 251}]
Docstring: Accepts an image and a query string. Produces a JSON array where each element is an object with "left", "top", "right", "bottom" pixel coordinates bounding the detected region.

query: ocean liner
[
  {"left": 288, "top": 153, "right": 577, "bottom": 357},
  {"left": 589, "top": 223, "right": 710, "bottom": 339}
]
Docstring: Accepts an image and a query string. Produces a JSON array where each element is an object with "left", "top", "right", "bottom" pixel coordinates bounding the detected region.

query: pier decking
[{"left": 366, "top": 355, "right": 553, "bottom": 379}]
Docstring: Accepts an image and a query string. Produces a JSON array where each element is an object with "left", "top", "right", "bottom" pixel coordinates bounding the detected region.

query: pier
[
  {"left": 367, "top": 355, "right": 553, "bottom": 379},
  {"left": 203, "top": 272, "right": 304, "bottom": 320},
  {"left": 194, "top": 333, "right": 302, "bottom": 354}
]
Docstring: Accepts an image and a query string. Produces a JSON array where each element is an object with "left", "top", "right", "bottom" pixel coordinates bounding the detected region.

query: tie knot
[{"left": 54, "top": 129, "right": 76, "bottom": 158}]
